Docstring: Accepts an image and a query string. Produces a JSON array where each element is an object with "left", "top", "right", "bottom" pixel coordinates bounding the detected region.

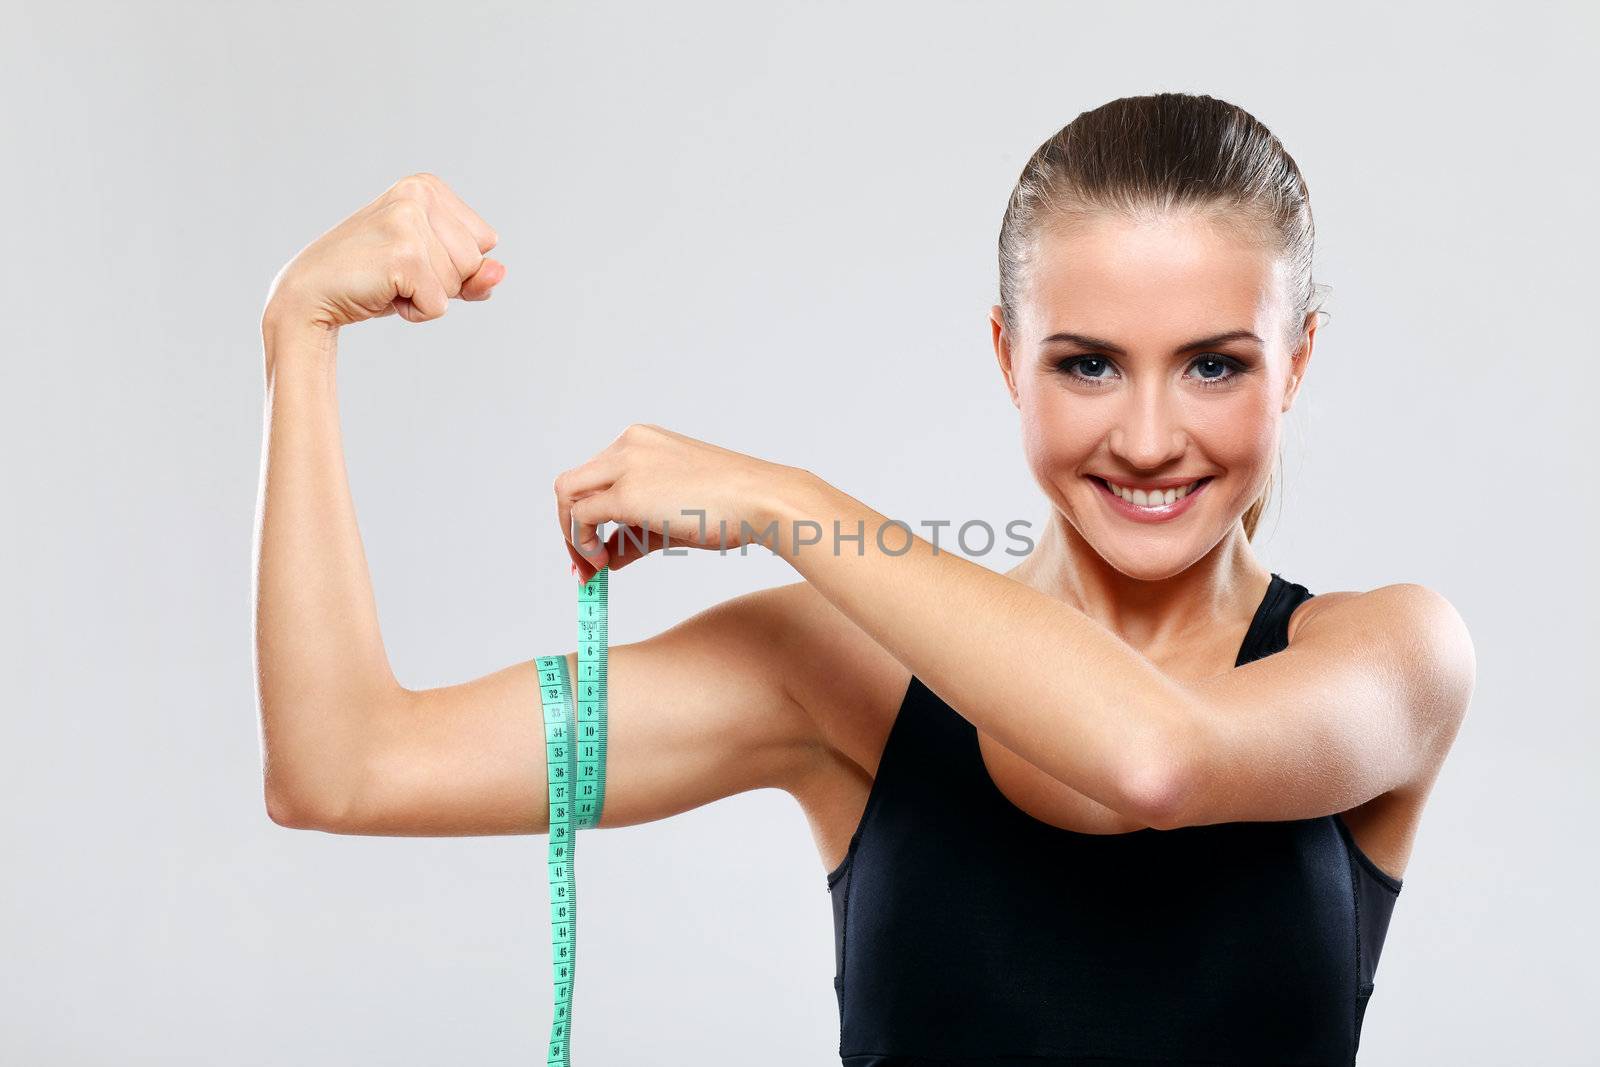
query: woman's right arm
[
  {"left": 335, "top": 586, "right": 826, "bottom": 837},
  {"left": 255, "top": 174, "right": 827, "bottom": 836}
]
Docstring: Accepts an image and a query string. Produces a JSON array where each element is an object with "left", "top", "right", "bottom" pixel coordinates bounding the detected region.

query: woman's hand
[
  {"left": 262, "top": 172, "right": 505, "bottom": 345},
  {"left": 553, "top": 423, "right": 811, "bottom": 583}
]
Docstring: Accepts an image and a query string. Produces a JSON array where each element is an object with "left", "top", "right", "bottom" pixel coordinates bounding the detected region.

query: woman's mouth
[{"left": 1090, "top": 475, "right": 1213, "bottom": 523}]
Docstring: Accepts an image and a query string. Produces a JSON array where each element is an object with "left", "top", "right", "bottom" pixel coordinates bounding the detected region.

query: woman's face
[{"left": 991, "top": 209, "right": 1314, "bottom": 579}]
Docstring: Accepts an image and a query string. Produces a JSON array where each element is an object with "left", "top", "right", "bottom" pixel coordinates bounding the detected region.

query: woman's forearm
[
  {"left": 253, "top": 318, "right": 401, "bottom": 823},
  {"left": 767, "top": 473, "right": 1191, "bottom": 821}
]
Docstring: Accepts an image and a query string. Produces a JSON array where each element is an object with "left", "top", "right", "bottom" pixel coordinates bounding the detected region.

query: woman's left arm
[
  {"left": 766, "top": 472, "right": 1477, "bottom": 829},
  {"left": 557, "top": 428, "right": 1476, "bottom": 830}
]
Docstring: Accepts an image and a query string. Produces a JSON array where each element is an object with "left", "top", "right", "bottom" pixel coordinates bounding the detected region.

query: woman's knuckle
[
  {"left": 391, "top": 173, "right": 438, "bottom": 199},
  {"left": 388, "top": 235, "right": 427, "bottom": 267},
  {"left": 390, "top": 198, "right": 428, "bottom": 227}
]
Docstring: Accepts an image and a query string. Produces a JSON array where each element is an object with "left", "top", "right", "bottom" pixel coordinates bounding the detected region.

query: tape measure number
[{"left": 535, "top": 566, "right": 609, "bottom": 1065}]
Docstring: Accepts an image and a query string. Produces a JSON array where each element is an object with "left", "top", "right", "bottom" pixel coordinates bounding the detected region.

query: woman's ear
[
  {"left": 991, "top": 305, "right": 1021, "bottom": 410},
  {"left": 1282, "top": 311, "right": 1318, "bottom": 412}
]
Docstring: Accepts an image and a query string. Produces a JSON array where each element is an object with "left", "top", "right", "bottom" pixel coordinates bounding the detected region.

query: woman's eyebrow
[{"left": 1039, "top": 329, "right": 1262, "bottom": 354}]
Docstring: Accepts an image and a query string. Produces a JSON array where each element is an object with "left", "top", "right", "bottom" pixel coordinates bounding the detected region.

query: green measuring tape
[{"left": 535, "top": 566, "right": 609, "bottom": 1065}]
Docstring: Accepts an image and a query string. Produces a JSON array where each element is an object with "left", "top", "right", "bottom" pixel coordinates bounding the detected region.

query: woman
[{"left": 255, "top": 93, "right": 1475, "bottom": 1065}]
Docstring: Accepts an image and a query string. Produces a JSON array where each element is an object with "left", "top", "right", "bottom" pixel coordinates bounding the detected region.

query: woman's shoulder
[
  {"left": 1284, "top": 580, "right": 1475, "bottom": 874},
  {"left": 1287, "top": 581, "right": 1477, "bottom": 725},
  {"left": 1288, "top": 580, "right": 1470, "bottom": 643}
]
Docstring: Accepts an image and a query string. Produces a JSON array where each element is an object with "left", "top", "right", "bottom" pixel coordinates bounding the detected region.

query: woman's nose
[{"left": 1106, "top": 386, "right": 1189, "bottom": 469}]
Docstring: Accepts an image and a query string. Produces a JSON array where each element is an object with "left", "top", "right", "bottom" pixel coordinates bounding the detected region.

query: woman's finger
[
  {"left": 554, "top": 458, "right": 622, "bottom": 570},
  {"left": 424, "top": 204, "right": 488, "bottom": 297},
  {"left": 426, "top": 175, "right": 499, "bottom": 253},
  {"left": 458, "top": 258, "right": 505, "bottom": 301},
  {"left": 569, "top": 491, "right": 620, "bottom": 574},
  {"left": 414, "top": 209, "right": 465, "bottom": 299},
  {"left": 598, "top": 524, "right": 657, "bottom": 574},
  {"left": 388, "top": 209, "right": 452, "bottom": 321},
  {"left": 400, "top": 208, "right": 461, "bottom": 317}
]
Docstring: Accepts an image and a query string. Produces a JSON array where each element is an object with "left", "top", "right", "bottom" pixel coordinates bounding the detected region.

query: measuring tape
[{"left": 535, "top": 566, "right": 609, "bottom": 1065}]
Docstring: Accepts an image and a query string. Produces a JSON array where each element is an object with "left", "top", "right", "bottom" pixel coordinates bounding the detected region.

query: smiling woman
[
  {"left": 996, "top": 204, "right": 1302, "bottom": 577},
  {"left": 793, "top": 92, "right": 1472, "bottom": 1066},
  {"left": 996, "top": 95, "right": 1328, "bottom": 554},
  {"left": 255, "top": 94, "right": 1473, "bottom": 1067}
]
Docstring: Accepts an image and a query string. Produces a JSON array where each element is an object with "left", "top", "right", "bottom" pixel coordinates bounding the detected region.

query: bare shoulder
[
  {"left": 1289, "top": 582, "right": 1477, "bottom": 731},
  {"left": 1287, "top": 581, "right": 1476, "bottom": 879}
]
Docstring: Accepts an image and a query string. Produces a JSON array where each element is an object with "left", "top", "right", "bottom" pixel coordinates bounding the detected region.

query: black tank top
[{"left": 825, "top": 572, "right": 1403, "bottom": 1066}]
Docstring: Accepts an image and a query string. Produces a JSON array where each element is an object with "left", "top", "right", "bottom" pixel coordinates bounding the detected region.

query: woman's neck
[{"left": 1004, "top": 508, "right": 1272, "bottom": 656}]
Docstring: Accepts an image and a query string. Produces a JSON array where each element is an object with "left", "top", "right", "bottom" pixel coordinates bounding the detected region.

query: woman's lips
[{"left": 1091, "top": 475, "right": 1212, "bottom": 524}]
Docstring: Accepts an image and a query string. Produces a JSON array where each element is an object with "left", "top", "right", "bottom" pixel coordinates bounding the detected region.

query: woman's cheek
[
  {"left": 1190, "top": 392, "right": 1278, "bottom": 494},
  {"left": 1017, "top": 396, "right": 1107, "bottom": 518},
  {"left": 1021, "top": 394, "right": 1102, "bottom": 487}
]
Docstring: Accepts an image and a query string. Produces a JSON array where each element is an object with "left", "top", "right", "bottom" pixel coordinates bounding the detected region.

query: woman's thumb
[{"left": 460, "top": 258, "right": 506, "bottom": 301}]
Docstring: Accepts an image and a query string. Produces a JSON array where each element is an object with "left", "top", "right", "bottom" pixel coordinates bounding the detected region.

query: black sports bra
[{"left": 825, "top": 573, "right": 1403, "bottom": 1065}]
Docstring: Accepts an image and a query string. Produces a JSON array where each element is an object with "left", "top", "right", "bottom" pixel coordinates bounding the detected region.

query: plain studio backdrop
[{"left": 3, "top": 2, "right": 1596, "bottom": 1064}]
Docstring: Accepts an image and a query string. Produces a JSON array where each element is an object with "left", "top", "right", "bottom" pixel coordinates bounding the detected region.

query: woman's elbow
[
  {"left": 1119, "top": 703, "right": 1204, "bottom": 831},
  {"left": 1119, "top": 757, "right": 1190, "bottom": 830},
  {"left": 265, "top": 779, "right": 348, "bottom": 830},
  {"left": 261, "top": 740, "right": 362, "bottom": 831}
]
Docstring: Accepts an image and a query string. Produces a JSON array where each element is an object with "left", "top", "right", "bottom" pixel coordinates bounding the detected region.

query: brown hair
[{"left": 997, "top": 92, "right": 1327, "bottom": 541}]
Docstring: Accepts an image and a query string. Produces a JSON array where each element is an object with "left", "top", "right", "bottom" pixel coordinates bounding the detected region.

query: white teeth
[{"left": 1107, "top": 478, "right": 1201, "bottom": 507}]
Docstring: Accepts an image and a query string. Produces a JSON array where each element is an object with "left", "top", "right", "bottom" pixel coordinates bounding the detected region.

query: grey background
[{"left": 3, "top": 1, "right": 1596, "bottom": 1063}]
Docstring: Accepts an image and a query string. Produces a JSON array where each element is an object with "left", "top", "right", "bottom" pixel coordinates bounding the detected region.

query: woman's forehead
[{"left": 1020, "top": 212, "right": 1287, "bottom": 347}]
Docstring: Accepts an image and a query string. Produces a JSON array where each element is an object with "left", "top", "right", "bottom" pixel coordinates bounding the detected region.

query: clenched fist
[{"left": 263, "top": 172, "right": 505, "bottom": 338}]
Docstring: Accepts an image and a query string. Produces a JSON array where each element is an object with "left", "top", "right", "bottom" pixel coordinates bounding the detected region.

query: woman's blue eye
[
  {"left": 1054, "top": 354, "right": 1242, "bottom": 387},
  {"left": 1060, "top": 356, "right": 1114, "bottom": 380},
  {"left": 1188, "top": 355, "right": 1239, "bottom": 385}
]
